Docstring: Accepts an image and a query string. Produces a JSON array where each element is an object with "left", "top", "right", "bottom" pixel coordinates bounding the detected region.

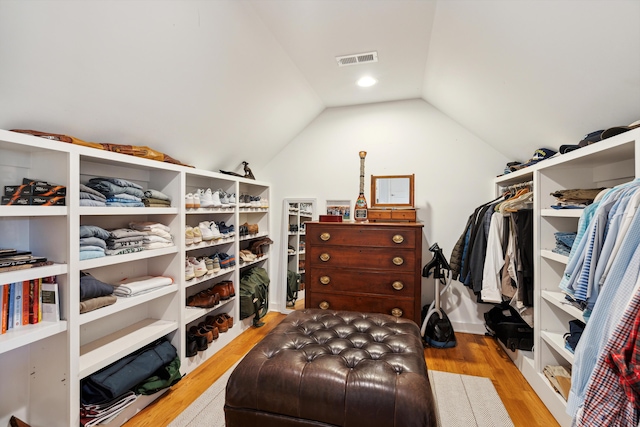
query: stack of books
[{"left": 1, "top": 276, "right": 60, "bottom": 334}]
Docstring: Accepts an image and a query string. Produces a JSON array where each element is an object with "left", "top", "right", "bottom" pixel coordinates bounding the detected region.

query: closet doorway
[{"left": 281, "top": 198, "right": 316, "bottom": 312}]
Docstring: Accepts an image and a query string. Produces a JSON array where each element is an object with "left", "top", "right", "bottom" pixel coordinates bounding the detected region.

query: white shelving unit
[
  {"left": 494, "top": 128, "right": 639, "bottom": 426},
  {"left": 281, "top": 199, "right": 316, "bottom": 310},
  {"left": 0, "top": 129, "right": 271, "bottom": 427}
]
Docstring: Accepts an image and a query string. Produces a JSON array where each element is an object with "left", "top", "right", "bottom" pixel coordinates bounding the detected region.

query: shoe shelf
[
  {"left": 240, "top": 231, "right": 270, "bottom": 241},
  {"left": 540, "top": 330, "right": 575, "bottom": 365},
  {"left": 186, "top": 236, "right": 235, "bottom": 252},
  {"left": 541, "top": 290, "right": 584, "bottom": 319},
  {"left": 185, "top": 267, "right": 236, "bottom": 289},
  {"left": 182, "top": 320, "right": 239, "bottom": 375},
  {"left": 541, "top": 208, "right": 583, "bottom": 218},
  {"left": 540, "top": 249, "right": 569, "bottom": 264},
  {"left": 78, "top": 246, "right": 178, "bottom": 269},
  {"left": 79, "top": 284, "right": 179, "bottom": 326},
  {"left": 187, "top": 207, "right": 236, "bottom": 214},
  {"left": 184, "top": 296, "right": 236, "bottom": 324},
  {"left": 239, "top": 254, "right": 269, "bottom": 269},
  {"left": 79, "top": 318, "right": 178, "bottom": 379}
]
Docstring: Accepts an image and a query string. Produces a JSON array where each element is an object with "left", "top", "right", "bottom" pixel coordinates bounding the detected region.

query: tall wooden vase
[{"left": 354, "top": 151, "right": 368, "bottom": 222}]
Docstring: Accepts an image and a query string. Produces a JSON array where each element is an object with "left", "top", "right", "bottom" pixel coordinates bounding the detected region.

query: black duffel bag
[{"left": 484, "top": 302, "right": 533, "bottom": 352}]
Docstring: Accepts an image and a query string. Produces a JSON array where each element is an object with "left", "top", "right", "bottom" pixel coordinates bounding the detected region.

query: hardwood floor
[{"left": 124, "top": 312, "right": 559, "bottom": 427}]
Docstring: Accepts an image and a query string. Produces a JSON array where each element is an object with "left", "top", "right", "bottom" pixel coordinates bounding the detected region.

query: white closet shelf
[
  {"left": 541, "top": 209, "right": 583, "bottom": 218},
  {"left": 185, "top": 236, "right": 235, "bottom": 252},
  {"left": 0, "top": 263, "right": 67, "bottom": 284},
  {"left": 240, "top": 232, "right": 270, "bottom": 242},
  {"left": 0, "top": 206, "right": 67, "bottom": 217},
  {"left": 238, "top": 207, "right": 268, "bottom": 213},
  {"left": 239, "top": 254, "right": 269, "bottom": 269},
  {"left": 184, "top": 297, "right": 236, "bottom": 324},
  {"left": 540, "top": 250, "right": 569, "bottom": 264},
  {"left": 78, "top": 246, "right": 178, "bottom": 269},
  {"left": 541, "top": 330, "right": 574, "bottom": 364},
  {"left": 0, "top": 320, "right": 67, "bottom": 355},
  {"left": 541, "top": 290, "right": 584, "bottom": 320},
  {"left": 79, "top": 285, "right": 178, "bottom": 325},
  {"left": 186, "top": 207, "right": 235, "bottom": 214},
  {"left": 79, "top": 318, "right": 177, "bottom": 379},
  {"left": 185, "top": 268, "right": 236, "bottom": 289},
  {"left": 78, "top": 207, "right": 178, "bottom": 216}
]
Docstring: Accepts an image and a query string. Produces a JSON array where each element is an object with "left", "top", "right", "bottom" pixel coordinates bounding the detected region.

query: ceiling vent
[{"left": 336, "top": 51, "right": 378, "bottom": 67}]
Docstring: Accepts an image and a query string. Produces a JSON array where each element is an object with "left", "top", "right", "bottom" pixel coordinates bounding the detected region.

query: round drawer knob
[
  {"left": 391, "top": 308, "right": 403, "bottom": 317},
  {"left": 320, "top": 232, "right": 331, "bottom": 241},
  {"left": 392, "top": 257, "right": 404, "bottom": 266},
  {"left": 392, "top": 234, "right": 404, "bottom": 244},
  {"left": 319, "top": 301, "right": 330, "bottom": 310},
  {"left": 320, "top": 253, "right": 330, "bottom": 262},
  {"left": 391, "top": 281, "right": 404, "bottom": 291},
  {"left": 320, "top": 276, "right": 331, "bottom": 285}
]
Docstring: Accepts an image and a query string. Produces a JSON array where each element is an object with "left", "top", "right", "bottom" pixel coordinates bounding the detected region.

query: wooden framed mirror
[
  {"left": 368, "top": 174, "right": 416, "bottom": 222},
  {"left": 371, "top": 174, "right": 415, "bottom": 208}
]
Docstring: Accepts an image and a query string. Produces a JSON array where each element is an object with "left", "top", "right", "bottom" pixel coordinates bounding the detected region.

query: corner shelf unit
[
  {"left": 282, "top": 199, "right": 316, "bottom": 309},
  {"left": 494, "top": 128, "right": 639, "bottom": 427},
  {"left": 0, "top": 129, "right": 271, "bottom": 427}
]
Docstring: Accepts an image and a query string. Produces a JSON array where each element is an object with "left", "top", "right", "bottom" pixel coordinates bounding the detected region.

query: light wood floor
[{"left": 124, "top": 311, "right": 559, "bottom": 427}]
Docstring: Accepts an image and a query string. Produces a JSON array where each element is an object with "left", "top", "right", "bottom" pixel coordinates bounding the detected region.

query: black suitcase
[{"left": 484, "top": 302, "right": 533, "bottom": 351}]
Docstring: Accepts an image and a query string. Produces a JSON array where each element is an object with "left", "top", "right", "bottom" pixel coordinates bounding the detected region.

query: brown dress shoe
[
  {"left": 219, "top": 313, "right": 234, "bottom": 328},
  {"left": 189, "top": 325, "right": 213, "bottom": 344},
  {"left": 211, "top": 315, "right": 229, "bottom": 333},
  {"left": 212, "top": 282, "right": 231, "bottom": 300},
  {"left": 203, "top": 289, "right": 221, "bottom": 306},
  {"left": 198, "top": 322, "right": 219, "bottom": 340},
  {"left": 187, "top": 292, "right": 217, "bottom": 308},
  {"left": 221, "top": 280, "right": 235, "bottom": 297}
]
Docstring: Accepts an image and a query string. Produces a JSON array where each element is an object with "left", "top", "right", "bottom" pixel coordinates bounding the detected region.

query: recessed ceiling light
[{"left": 357, "top": 76, "right": 377, "bottom": 87}]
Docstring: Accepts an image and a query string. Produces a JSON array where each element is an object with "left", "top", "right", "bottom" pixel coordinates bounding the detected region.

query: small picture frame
[{"left": 326, "top": 200, "right": 351, "bottom": 220}]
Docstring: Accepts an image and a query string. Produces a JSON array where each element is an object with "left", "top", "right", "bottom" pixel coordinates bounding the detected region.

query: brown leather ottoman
[{"left": 225, "top": 309, "right": 436, "bottom": 427}]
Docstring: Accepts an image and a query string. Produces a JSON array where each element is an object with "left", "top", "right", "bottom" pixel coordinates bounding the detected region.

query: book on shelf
[
  {"left": 28, "top": 278, "right": 41, "bottom": 324},
  {"left": 1, "top": 284, "right": 7, "bottom": 333},
  {"left": 41, "top": 282, "right": 59, "bottom": 322},
  {"left": 21, "top": 280, "right": 29, "bottom": 326},
  {"left": 12, "top": 281, "right": 22, "bottom": 329},
  {"left": 7, "top": 283, "right": 15, "bottom": 331}
]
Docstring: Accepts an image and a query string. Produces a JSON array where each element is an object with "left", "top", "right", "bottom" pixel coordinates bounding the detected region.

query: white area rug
[{"left": 169, "top": 366, "right": 514, "bottom": 427}]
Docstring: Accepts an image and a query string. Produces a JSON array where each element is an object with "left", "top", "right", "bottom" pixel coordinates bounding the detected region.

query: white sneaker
[
  {"left": 251, "top": 196, "right": 261, "bottom": 207},
  {"left": 199, "top": 221, "right": 215, "bottom": 241},
  {"left": 192, "top": 226, "right": 203, "bottom": 244},
  {"left": 208, "top": 221, "right": 223, "bottom": 239},
  {"left": 185, "top": 193, "right": 194, "bottom": 209},
  {"left": 261, "top": 198, "right": 269, "bottom": 208},
  {"left": 228, "top": 193, "right": 236, "bottom": 205},
  {"left": 185, "top": 226, "right": 195, "bottom": 245},
  {"left": 218, "top": 190, "right": 230, "bottom": 208},
  {"left": 189, "top": 257, "right": 207, "bottom": 278},
  {"left": 192, "top": 192, "right": 200, "bottom": 209},
  {"left": 185, "top": 260, "right": 195, "bottom": 281},
  {"left": 211, "top": 190, "right": 223, "bottom": 208},
  {"left": 200, "top": 188, "right": 214, "bottom": 208}
]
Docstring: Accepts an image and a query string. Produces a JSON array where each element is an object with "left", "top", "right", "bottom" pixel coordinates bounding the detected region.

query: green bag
[
  {"left": 286, "top": 269, "right": 300, "bottom": 307},
  {"left": 240, "top": 267, "right": 270, "bottom": 327}
]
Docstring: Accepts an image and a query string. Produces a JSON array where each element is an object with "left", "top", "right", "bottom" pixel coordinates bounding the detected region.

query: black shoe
[{"left": 186, "top": 335, "right": 198, "bottom": 357}]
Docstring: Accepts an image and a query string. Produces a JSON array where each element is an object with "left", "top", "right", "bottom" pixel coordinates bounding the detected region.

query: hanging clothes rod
[{"left": 503, "top": 180, "right": 533, "bottom": 191}]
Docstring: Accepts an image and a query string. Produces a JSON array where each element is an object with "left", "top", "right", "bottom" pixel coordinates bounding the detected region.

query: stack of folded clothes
[
  {"left": 85, "top": 177, "right": 145, "bottom": 207},
  {"left": 129, "top": 221, "right": 174, "bottom": 249},
  {"left": 80, "top": 225, "right": 111, "bottom": 260},
  {"left": 105, "top": 228, "right": 147, "bottom": 256},
  {"left": 79, "top": 271, "right": 116, "bottom": 314},
  {"left": 80, "top": 184, "right": 107, "bottom": 207},
  {"left": 112, "top": 275, "right": 173, "bottom": 297},
  {"left": 549, "top": 187, "right": 605, "bottom": 209},
  {"left": 552, "top": 232, "right": 577, "bottom": 257},
  {"left": 142, "top": 189, "right": 171, "bottom": 207}
]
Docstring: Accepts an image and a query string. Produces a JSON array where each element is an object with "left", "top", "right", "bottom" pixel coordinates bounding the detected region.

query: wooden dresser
[{"left": 305, "top": 221, "right": 423, "bottom": 325}]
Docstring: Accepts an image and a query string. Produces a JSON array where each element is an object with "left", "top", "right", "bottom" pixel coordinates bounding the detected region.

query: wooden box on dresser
[{"left": 305, "top": 221, "right": 423, "bottom": 325}]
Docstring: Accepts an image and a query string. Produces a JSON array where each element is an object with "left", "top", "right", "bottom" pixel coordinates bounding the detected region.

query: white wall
[{"left": 263, "top": 98, "right": 510, "bottom": 332}]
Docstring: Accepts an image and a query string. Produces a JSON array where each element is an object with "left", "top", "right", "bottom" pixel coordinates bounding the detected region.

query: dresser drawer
[
  {"left": 306, "top": 292, "right": 416, "bottom": 322},
  {"left": 306, "top": 224, "right": 416, "bottom": 248},
  {"left": 308, "top": 246, "right": 416, "bottom": 271},
  {"left": 308, "top": 268, "right": 415, "bottom": 296}
]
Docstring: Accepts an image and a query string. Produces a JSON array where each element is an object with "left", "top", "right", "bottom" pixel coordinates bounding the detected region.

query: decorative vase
[{"left": 354, "top": 151, "right": 368, "bottom": 222}]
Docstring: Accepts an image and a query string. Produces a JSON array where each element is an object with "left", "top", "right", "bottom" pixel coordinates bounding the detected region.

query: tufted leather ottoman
[{"left": 225, "top": 309, "right": 437, "bottom": 427}]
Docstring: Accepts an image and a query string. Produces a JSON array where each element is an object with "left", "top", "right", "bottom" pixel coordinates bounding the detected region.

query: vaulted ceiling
[{"left": 0, "top": 0, "right": 638, "bottom": 172}]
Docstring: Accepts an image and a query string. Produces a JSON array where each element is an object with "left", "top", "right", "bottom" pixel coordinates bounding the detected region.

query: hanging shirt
[{"left": 481, "top": 211, "right": 504, "bottom": 303}]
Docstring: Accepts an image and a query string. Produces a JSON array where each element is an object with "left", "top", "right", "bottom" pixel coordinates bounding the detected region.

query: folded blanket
[
  {"left": 80, "top": 237, "right": 107, "bottom": 249},
  {"left": 105, "top": 247, "right": 145, "bottom": 256},
  {"left": 129, "top": 221, "right": 171, "bottom": 233},
  {"left": 86, "top": 180, "right": 145, "bottom": 199},
  {"left": 143, "top": 235, "right": 173, "bottom": 244},
  {"left": 113, "top": 275, "right": 173, "bottom": 297},
  {"left": 109, "top": 228, "right": 148, "bottom": 239},
  {"left": 80, "top": 225, "right": 111, "bottom": 240},
  {"left": 80, "top": 295, "right": 118, "bottom": 314},
  {"left": 80, "top": 199, "right": 107, "bottom": 207},
  {"left": 142, "top": 241, "right": 174, "bottom": 250},
  {"left": 144, "top": 189, "right": 171, "bottom": 202}
]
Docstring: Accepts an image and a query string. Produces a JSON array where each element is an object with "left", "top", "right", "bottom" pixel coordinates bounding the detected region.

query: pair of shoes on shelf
[
  {"left": 216, "top": 221, "right": 235, "bottom": 237},
  {"left": 289, "top": 224, "right": 298, "bottom": 232},
  {"left": 199, "top": 221, "right": 222, "bottom": 240},
  {"left": 242, "top": 222, "right": 259, "bottom": 235},
  {"left": 206, "top": 313, "right": 233, "bottom": 333},
  {"left": 239, "top": 249, "right": 257, "bottom": 262},
  {"left": 250, "top": 237, "right": 273, "bottom": 257},
  {"left": 185, "top": 193, "right": 201, "bottom": 209},
  {"left": 211, "top": 280, "right": 235, "bottom": 300},
  {"left": 287, "top": 245, "right": 296, "bottom": 254},
  {"left": 186, "top": 226, "right": 194, "bottom": 245},
  {"left": 187, "top": 289, "right": 221, "bottom": 308},
  {"left": 299, "top": 260, "right": 305, "bottom": 271},
  {"left": 215, "top": 252, "right": 235, "bottom": 268},
  {"left": 195, "top": 188, "right": 222, "bottom": 208},
  {"left": 185, "top": 259, "right": 195, "bottom": 281},
  {"left": 188, "top": 257, "right": 208, "bottom": 278},
  {"left": 205, "top": 256, "right": 221, "bottom": 274}
]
